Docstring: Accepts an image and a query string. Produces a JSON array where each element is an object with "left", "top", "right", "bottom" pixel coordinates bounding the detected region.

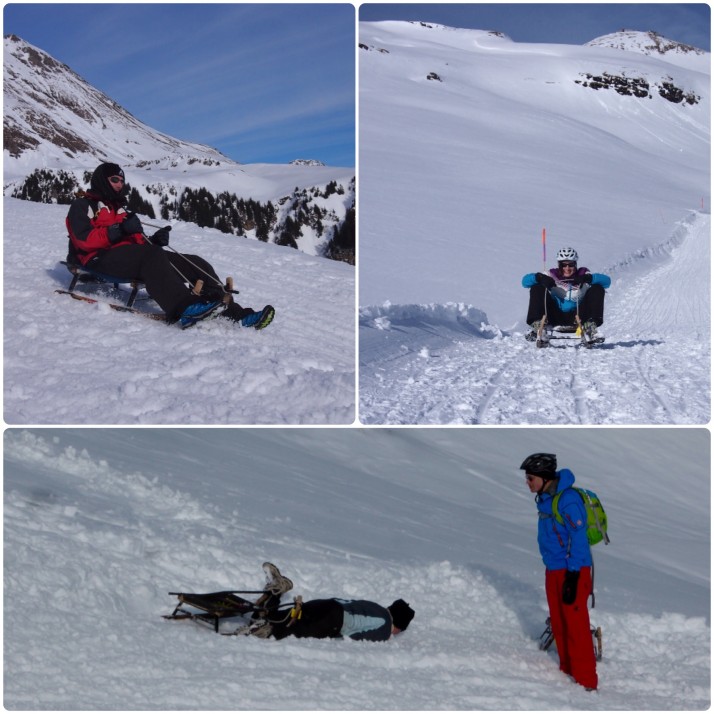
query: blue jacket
[
  {"left": 522, "top": 270, "right": 611, "bottom": 313},
  {"left": 535, "top": 469, "right": 592, "bottom": 571}
]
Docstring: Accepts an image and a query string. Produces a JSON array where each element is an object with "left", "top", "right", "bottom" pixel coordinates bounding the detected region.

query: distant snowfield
[
  {"left": 358, "top": 21, "right": 710, "bottom": 425},
  {"left": 3, "top": 198, "right": 355, "bottom": 424},
  {"left": 4, "top": 428, "right": 710, "bottom": 710}
]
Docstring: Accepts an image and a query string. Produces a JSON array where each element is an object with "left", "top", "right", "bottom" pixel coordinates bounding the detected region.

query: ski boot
[
  {"left": 263, "top": 562, "right": 293, "bottom": 596},
  {"left": 580, "top": 320, "right": 603, "bottom": 348},
  {"left": 526, "top": 320, "right": 550, "bottom": 347},
  {"left": 241, "top": 305, "right": 275, "bottom": 330},
  {"left": 179, "top": 299, "right": 222, "bottom": 328},
  {"left": 252, "top": 562, "right": 293, "bottom": 613}
]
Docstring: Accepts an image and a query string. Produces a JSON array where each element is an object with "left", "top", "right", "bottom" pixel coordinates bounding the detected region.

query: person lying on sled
[
  {"left": 66, "top": 162, "right": 274, "bottom": 329},
  {"left": 522, "top": 247, "right": 611, "bottom": 342}
]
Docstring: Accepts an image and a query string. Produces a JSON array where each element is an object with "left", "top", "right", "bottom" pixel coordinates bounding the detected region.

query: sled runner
[
  {"left": 526, "top": 324, "right": 605, "bottom": 349},
  {"left": 538, "top": 617, "right": 603, "bottom": 662}
]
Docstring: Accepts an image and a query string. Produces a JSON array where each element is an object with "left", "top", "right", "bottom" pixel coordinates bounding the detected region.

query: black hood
[{"left": 90, "top": 162, "right": 127, "bottom": 204}]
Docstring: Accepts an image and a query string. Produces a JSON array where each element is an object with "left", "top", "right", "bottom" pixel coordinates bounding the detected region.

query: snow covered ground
[
  {"left": 3, "top": 198, "right": 355, "bottom": 424},
  {"left": 358, "top": 22, "right": 710, "bottom": 425},
  {"left": 4, "top": 428, "right": 710, "bottom": 710}
]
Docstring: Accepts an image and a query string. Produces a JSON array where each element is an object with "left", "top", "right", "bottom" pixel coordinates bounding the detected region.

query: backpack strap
[{"left": 551, "top": 488, "right": 567, "bottom": 525}]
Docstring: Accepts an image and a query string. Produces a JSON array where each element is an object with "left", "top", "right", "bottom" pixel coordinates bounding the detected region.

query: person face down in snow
[
  {"left": 249, "top": 567, "right": 414, "bottom": 642},
  {"left": 520, "top": 453, "right": 598, "bottom": 691},
  {"left": 65, "top": 162, "right": 274, "bottom": 329},
  {"left": 521, "top": 247, "right": 611, "bottom": 337}
]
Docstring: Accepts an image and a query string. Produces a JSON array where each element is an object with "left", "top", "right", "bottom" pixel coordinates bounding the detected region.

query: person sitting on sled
[
  {"left": 248, "top": 563, "right": 414, "bottom": 641},
  {"left": 522, "top": 247, "right": 610, "bottom": 342},
  {"left": 66, "top": 162, "right": 274, "bottom": 329}
]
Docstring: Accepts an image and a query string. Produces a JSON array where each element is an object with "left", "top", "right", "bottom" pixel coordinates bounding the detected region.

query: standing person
[
  {"left": 66, "top": 162, "right": 275, "bottom": 329},
  {"left": 520, "top": 453, "right": 598, "bottom": 691},
  {"left": 522, "top": 247, "right": 610, "bottom": 343}
]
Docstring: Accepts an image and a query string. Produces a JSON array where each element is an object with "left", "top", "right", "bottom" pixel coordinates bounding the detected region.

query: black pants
[
  {"left": 268, "top": 599, "right": 343, "bottom": 640},
  {"left": 526, "top": 284, "right": 606, "bottom": 327},
  {"left": 90, "top": 245, "right": 222, "bottom": 320}
]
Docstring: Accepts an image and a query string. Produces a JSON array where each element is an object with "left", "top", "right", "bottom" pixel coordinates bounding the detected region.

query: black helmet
[
  {"left": 90, "top": 162, "right": 126, "bottom": 203},
  {"left": 520, "top": 453, "right": 557, "bottom": 477}
]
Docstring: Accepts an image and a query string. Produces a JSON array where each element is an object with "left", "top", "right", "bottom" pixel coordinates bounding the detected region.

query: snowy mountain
[
  {"left": 4, "top": 427, "right": 710, "bottom": 709},
  {"left": 358, "top": 21, "right": 710, "bottom": 424},
  {"left": 3, "top": 34, "right": 355, "bottom": 260},
  {"left": 587, "top": 29, "right": 710, "bottom": 69}
]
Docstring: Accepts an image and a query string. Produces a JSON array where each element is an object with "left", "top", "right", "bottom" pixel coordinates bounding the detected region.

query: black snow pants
[
  {"left": 89, "top": 244, "right": 222, "bottom": 321},
  {"left": 268, "top": 599, "right": 344, "bottom": 640},
  {"left": 526, "top": 284, "right": 606, "bottom": 327}
]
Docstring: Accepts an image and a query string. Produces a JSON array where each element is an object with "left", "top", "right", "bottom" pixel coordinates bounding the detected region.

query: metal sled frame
[
  {"left": 538, "top": 617, "right": 603, "bottom": 662},
  {"left": 61, "top": 260, "right": 147, "bottom": 308},
  {"left": 164, "top": 591, "right": 271, "bottom": 633}
]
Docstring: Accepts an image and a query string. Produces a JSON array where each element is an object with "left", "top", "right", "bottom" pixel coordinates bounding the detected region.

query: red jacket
[{"left": 66, "top": 191, "right": 145, "bottom": 265}]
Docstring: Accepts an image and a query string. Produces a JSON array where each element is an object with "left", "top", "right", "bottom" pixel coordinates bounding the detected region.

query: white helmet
[{"left": 556, "top": 247, "right": 578, "bottom": 263}]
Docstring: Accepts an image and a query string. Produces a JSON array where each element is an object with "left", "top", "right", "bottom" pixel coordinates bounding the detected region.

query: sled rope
[{"left": 142, "top": 224, "right": 226, "bottom": 291}]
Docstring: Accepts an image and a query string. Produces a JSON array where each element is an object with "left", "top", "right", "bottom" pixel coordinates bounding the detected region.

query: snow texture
[
  {"left": 3, "top": 199, "right": 355, "bottom": 424},
  {"left": 4, "top": 428, "right": 710, "bottom": 710},
  {"left": 358, "top": 22, "right": 710, "bottom": 425}
]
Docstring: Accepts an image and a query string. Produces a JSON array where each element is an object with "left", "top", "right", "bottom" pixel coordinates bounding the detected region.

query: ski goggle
[{"left": 108, "top": 176, "right": 125, "bottom": 185}]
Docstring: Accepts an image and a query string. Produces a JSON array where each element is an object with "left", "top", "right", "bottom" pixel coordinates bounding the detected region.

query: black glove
[
  {"left": 120, "top": 212, "right": 144, "bottom": 236},
  {"left": 150, "top": 226, "right": 171, "bottom": 247},
  {"left": 106, "top": 223, "right": 124, "bottom": 244},
  {"left": 571, "top": 273, "right": 593, "bottom": 286},
  {"left": 536, "top": 272, "right": 556, "bottom": 289},
  {"left": 562, "top": 570, "right": 580, "bottom": 605}
]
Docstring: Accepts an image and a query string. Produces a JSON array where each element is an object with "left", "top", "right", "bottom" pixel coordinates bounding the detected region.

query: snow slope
[
  {"left": 3, "top": 198, "right": 355, "bottom": 424},
  {"left": 358, "top": 22, "right": 710, "bottom": 425},
  {"left": 4, "top": 428, "right": 710, "bottom": 710}
]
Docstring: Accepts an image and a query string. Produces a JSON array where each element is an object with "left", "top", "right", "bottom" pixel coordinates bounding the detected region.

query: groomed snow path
[{"left": 359, "top": 211, "right": 710, "bottom": 425}]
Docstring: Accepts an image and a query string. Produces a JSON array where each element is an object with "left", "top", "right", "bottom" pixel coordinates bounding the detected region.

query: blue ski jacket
[
  {"left": 535, "top": 469, "right": 592, "bottom": 572},
  {"left": 522, "top": 270, "right": 611, "bottom": 313}
]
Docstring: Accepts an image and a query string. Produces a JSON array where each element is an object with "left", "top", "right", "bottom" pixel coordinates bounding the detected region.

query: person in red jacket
[{"left": 66, "top": 162, "right": 274, "bottom": 329}]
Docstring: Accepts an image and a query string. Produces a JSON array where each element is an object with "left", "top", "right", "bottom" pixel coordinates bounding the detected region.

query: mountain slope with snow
[
  {"left": 3, "top": 198, "right": 355, "bottom": 425},
  {"left": 4, "top": 428, "right": 710, "bottom": 710},
  {"left": 3, "top": 35, "right": 355, "bottom": 257},
  {"left": 358, "top": 21, "right": 710, "bottom": 425}
]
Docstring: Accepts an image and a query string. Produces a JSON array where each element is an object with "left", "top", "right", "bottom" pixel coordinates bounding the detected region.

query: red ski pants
[{"left": 545, "top": 567, "right": 598, "bottom": 690}]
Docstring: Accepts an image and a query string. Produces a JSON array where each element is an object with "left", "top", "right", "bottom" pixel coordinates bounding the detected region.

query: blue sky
[
  {"left": 4, "top": 3, "right": 355, "bottom": 166},
  {"left": 359, "top": 3, "right": 710, "bottom": 51}
]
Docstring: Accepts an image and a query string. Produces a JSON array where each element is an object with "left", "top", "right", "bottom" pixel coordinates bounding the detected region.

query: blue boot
[
  {"left": 240, "top": 305, "right": 275, "bottom": 330},
  {"left": 179, "top": 300, "right": 222, "bottom": 328}
]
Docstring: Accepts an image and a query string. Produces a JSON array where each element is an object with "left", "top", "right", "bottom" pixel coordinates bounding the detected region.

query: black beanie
[{"left": 388, "top": 599, "right": 415, "bottom": 631}]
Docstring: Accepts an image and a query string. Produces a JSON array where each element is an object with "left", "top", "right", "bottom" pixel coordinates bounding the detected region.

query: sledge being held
[{"left": 522, "top": 246, "right": 611, "bottom": 348}]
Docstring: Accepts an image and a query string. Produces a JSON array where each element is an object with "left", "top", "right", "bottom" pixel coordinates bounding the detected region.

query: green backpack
[{"left": 552, "top": 487, "right": 610, "bottom": 546}]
